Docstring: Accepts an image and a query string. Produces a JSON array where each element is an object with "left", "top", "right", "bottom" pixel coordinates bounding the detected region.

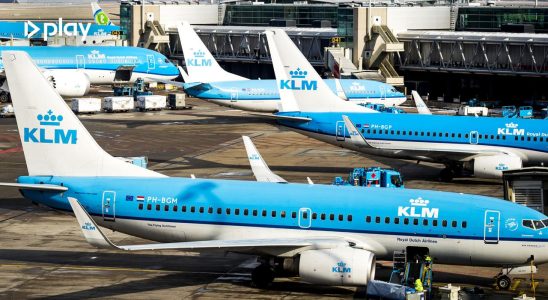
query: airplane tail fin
[
  {"left": 4, "top": 51, "right": 164, "bottom": 177},
  {"left": 91, "top": 2, "right": 113, "bottom": 26},
  {"left": 177, "top": 22, "right": 248, "bottom": 83},
  {"left": 265, "top": 29, "right": 375, "bottom": 113},
  {"left": 411, "top": 90, "right": 432, "bottom": 115}
]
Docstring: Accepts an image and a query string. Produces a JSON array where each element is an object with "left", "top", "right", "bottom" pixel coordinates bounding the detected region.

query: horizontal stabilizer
[
  {"left": 243, "top": 136, "right": 287, "bottom": 183},
  {"left": 248, "top": 113, "right": 312, "bottom": 122},
  {"left": 0, "top": 182, "right": 68, "bottom": 192},
  {"left": 68, "top": 197, "right": 350, "bottom": 253}
]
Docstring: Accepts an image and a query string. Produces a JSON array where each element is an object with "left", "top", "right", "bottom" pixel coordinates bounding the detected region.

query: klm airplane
[
  {"left": 176, "top": 22, "right": 405, "bottom": 112},
  {"left": 1, "top": 50, "right": 548, "bottom": 290},
  {"left": 266, "top": 30, "right": 548, "bottom": 181},
  {"left": 0, "top": 46, "right": 179, "bottom": 98}
]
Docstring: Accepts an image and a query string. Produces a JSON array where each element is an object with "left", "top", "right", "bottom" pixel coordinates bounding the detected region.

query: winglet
[
  {"left": 243, "top": 136, "right": 287, "bottom": 183},
  {"left": 411, "top": 90, "right": 432, "bottom": 115},
  {"left": 307, "top": 177, "right": 314, "bottom": 185},
  {"left": 67, "top": 197, "right": 119, "bottom": 249},
  {"left": 342, "top": 115, "right": 375, "bottom": 148}
]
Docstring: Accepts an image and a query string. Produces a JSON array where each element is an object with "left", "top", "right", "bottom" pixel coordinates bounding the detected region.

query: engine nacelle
[
  {"left": 298, "top": 248, "right": 376, "bottom": 286},
  {"left": 43, "top": 70, "right": 90, "bottom": 97},
  {"left": 467, "top": 155, "right": 522, "bottom": 179}
]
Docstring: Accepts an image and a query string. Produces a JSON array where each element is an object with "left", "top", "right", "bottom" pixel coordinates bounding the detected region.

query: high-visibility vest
[{"left": 415, "top": 279, "right": 424, "bottom": 292}]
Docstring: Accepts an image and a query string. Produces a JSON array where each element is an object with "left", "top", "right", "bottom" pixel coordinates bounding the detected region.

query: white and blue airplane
[
  {"left": 1, "top": 50, "right": 548, "bottom": 290},
  {"left": 265, "top": 29, "right": 548, "bottom": 180},
  {"left": 0, "top": 45, "right": 179, "bottom": 98},
  {"left": 176, "top": 22, "right": 406, "bottom": 112}
]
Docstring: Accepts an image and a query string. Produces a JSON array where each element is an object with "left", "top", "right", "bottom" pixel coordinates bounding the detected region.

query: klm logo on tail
[
  {"left": 280, "top": 67, "right": 318, "bottom": 91},
  {"left": 187, "top": 50, "right": 211, "bottom": 67},
  {"left": 23, "top": 110, "right": 77, "bottom": 145}
]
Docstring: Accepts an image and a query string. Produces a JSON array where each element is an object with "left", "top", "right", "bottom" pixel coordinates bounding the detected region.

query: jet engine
[
  {"left": 297, "top": 248, "right": 376, "bottom": 286},
  {"left": 43, "top": 70, "right": 90, "bottom": 97},
  {"left": 466, "top": 154, "right": 522, "bottom": 178}
]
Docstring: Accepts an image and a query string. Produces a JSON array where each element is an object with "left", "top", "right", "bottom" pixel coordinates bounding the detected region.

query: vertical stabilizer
[
  {"left": 265, "top": 29, "right": 376, "bottom": 113},
  {"left": 412, "top": 90, "right": 432, "bottom": 115},
  {"left": 243, "top": 136, "right": 287, "bottom": 183},
  {"left": 4, "top": 51, "right": 164, "bottom": 177},
  {"left": 91, "top": 2, "right": 114, "bottom": 26},
  {"left": 177, "top": 22, "right": 248, "bottom": 83}
]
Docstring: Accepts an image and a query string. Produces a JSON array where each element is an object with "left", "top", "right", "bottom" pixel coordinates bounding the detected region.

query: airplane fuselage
[
  {"left": 277, "top": 112, "right": 548, "bottom": 166},
  {"left": 186, "top": 79, "right": 406, "bottom": 112},
  {"left": 18, "top": 175, "right": 548, "bottom": 267},
  {"left": 0, "top": 46, "right": 180, "bottom": 84}
]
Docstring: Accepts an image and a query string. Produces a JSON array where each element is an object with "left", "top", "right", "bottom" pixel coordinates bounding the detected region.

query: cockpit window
[
  {"left": 523, "top": 219, "right": 547, "bottom": 230},
  {"left": 164, "top": 58, "right": 169, "bottom": 64},
  {"left": 522, "top": 219, "right": 534, "bottom": 229},
  {"left": 534, "top": 220, "right": 545, "bottom": 230}
]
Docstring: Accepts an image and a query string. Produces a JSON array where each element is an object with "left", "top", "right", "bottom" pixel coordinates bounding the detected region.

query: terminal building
[{"left": 0, "top": 0, "right": 546, "bottom": 104}]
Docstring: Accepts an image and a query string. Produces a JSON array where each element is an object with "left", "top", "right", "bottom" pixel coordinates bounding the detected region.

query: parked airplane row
[{"left": 1, "top": 50, "right": 547, "bottom": 290}]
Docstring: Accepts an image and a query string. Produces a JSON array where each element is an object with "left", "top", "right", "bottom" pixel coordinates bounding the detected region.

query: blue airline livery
[
  {"left": 0, "top": 46, "right": 179, "bottom": 97},
  {"left": 1, "top": 50, "right": 548, "bottom": 290},
  {"left": 265, "top": 29, "right": 548, "bottom": 180},
  {"left": 175, "top": 22, "right": 406, "bottom": 112}
]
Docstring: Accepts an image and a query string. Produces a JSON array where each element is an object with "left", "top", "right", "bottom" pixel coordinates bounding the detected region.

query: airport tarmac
[{"left": 0, "top": 98, "right": 545, "bottom": 299}]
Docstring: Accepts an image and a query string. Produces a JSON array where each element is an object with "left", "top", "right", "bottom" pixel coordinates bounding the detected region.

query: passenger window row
[
  {"left": 136, "top": 204, "right": 354, "bottom": 222},
  {"left": 365, "top": 215, "right": 467, "bottom": 228},
  {"left": 361, "top": 128, "right": 516, "bottom": 141}
]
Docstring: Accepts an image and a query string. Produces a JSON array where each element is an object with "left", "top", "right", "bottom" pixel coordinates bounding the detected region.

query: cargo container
[
  {"left": 136, "top": 95, "right": 166, "bottom": 111},
  {"left": 104, "top": 96, "right": 134, "bottom": 113},
  {"left": 167, "top": 93, "right": 191, "bottom": 110},
  {"left": 71, "top": 98, "right": 101, "bottom": 114}
]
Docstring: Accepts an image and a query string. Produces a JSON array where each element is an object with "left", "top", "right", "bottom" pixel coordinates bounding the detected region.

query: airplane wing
[
  {"left": 343, "top": 115, "right": 518, "bottom": 161},
  {"left": 242, "top": 136, "right": 287, "bottom": 183},
  {"left": 412, "top": 90, "right": 432, "bottom": 115},
  {"left": 68, "top": 197, "right": 351, "bottom": 256},
  {"left": 0, "top": 182, "right": 68, "bottom": 192}
]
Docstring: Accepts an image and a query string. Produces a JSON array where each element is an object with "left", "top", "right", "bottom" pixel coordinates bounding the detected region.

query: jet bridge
[
  {"left": 397, "top": 31, "right": 548, "bottom": 77},
  {"left": 166, "top": 25, "right": 338, "bottom": 67}
]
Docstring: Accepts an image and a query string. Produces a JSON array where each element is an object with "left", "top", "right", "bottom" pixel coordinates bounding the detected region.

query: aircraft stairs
[
  {"left": 140, "top": 20, "right": 169, "bottom": 51},
  {"left": 366, "top": 26, "right": 404, "bottom": 86},
  {"left": 389, "top": 249, "right": 433, "bottom": 293}
]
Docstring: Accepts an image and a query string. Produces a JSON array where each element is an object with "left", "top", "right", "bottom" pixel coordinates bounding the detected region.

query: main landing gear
[
  {"left": 251, "top": 262, "right": 275, "bottom": 288},
  {"left": 439, "top": 163, "right": 466, "bottom": 182},
  {"left": 495, "top": 275, "right": 512, "bottom": 290}
]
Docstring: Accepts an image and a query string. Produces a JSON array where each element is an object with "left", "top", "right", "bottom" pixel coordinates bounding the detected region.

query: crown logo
[
  {"left": 193, "top": 50, "right": 205, "bottom": 58},
  {"left": 37, "top": 110, "right": 63, "bottom": 126},
  {"left": 337, "top": 261, "right": 346, "bottom": 267},
  {"left": 410, "top": 197, "right": 429, "bottom": 207},
  {"left": 505, "top": 122, "right": 518, "bottom": 129},
  {"left": 289, "top": 68, "right": 307, "bottom": 79}
]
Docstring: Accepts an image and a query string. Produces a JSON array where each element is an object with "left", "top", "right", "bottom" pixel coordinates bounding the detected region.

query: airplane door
[
  {"left": 336, "top": 121, "right": 346, "bottom": 141},
  {"left": 298, "top": 208, "right": 312, "bottom": 228},
  {"left": 484, "top": 210, "right": 500, "bottom": 244},
  {"left": 76, "top": 55, "right": 85, "bottom": 69},
  {"left": 469, "top": 131, "right": 479, "bottom": 144},
  {"left": 146, "top": 55, "right": 155, "bottom": 70},
  {"left": 230, "top": 89, "right": 238, "bottom": 102},
  {"left": 102, "top": 191, "right": 116, "bottom": 222}
]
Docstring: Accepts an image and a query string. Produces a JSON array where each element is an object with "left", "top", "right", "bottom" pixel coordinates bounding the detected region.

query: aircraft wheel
[
  {"left": 439, "top": 168, "right": 454, "bottom": 182},
  {"left": 0, "top": 92, "right": 9, "bottom": 103},
  {"left": 251, "top": 264, "right": 274, "bottom": 288},
  {"left": 496, "top": 275, "right": 511, "bottom": 290}
]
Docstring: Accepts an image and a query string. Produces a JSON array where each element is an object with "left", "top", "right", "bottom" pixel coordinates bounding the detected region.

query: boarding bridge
[
  {"left": 364, "top": 25, "right": 405, "bottom": 86},
  {"left": 397, "top": 31, "right": 548, "bottom": 77},
  {"left": 166, "top": 26, "right": 338, "bottom": 67}
]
